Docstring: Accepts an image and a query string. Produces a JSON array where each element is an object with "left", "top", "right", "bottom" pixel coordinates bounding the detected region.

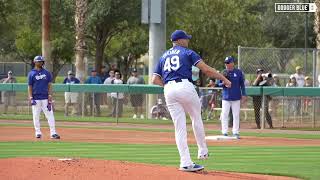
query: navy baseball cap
[
  {"left": 224, "top": 56, "right": 235, "bottom": 64},
  {"left": 33, "top": 55, "right": 44, "bottom": 62},
  {"left": 91, "top": 69, "right": 97, "bottom": 72},
  {"left": 171, "top": 30, "right": 192, "bottom": 41}
]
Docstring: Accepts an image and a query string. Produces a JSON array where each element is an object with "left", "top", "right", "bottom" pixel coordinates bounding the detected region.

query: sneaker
[
  {"left": 36, "top": 134, "right": 41, "bottom": 139},
  {"left": 233, "top": 134, "right": 240, "bottom": 139},
  {"left": 198, "top": 153, "right": 209, "bottom": 160},
  {"left": 133, "top": 114, "right": 137, "bottom": 119},
  {"left": 179, "top": 163, "right": 204, "bottom": 172},
  {"left": 222, "top": 133, "right": 228, "bottom": 136},
  {"left": 51, "top": 134, "right": 60, "bottom": 139},
  {"left": 140, "top": 114, "right": 144, "bottom": 119}
]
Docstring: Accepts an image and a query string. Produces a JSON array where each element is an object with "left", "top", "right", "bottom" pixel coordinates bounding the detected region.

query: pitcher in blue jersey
[
  {"left": 219, "top": 56, "right": 247, "bottom": 139},
  {"left": 28, "top": 55, "right": 60, "bottom": 139},
  {"left": 152, "top": 30, "right": 231, "bottom": 172}
]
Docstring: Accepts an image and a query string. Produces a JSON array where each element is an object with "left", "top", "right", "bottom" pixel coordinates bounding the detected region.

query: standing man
[
  {"left": 85, "top": 69, "right": 102, "bottom": 116},
  {"left": 292, "top": 66, "right": 305, "bottom": 115},
  {"left": 28, "top": 55, "right": 60, "bottom": 139},
  {"left": 127, "top": 68, "right": 145, "bottom": 119},
  {"left": 219, "top": 56, "right": 246, "bottom": 139},
  {"left": 63, "top": 70, "right": 80, "bottom": 116},
  {"left": 152, "top": 30, "right": 231, "bottom": 172},
  {"left": 1, "top": 71, "right": 17, "bottom": 114}
]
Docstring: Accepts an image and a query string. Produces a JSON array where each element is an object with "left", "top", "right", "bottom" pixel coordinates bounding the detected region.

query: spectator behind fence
[
  {"left": 269, "top": 74, "right": 281, "bottom": 119},
  {"left": 85, "top": 69, "right": 102, "bottom": 116},
  {"left": 127, "top": 68, "right": 145, "bottom": 119},
  {"left": 63, "top": 71, "right": 80, "bottom": 116},
  {"left": 104, "top": 69, "right": 115, "bottom": 109},
  {"left": 303, "top": 76, "right": 313, "bottom": 114},
  {"left": 252, "top": 69, "right": 273, "bottom": 129},
  {"left": 292, "top": 66, "right": 304, "bottom": 115},
  {"left": 99, "top": 65, "right": 109, "bottom": 105},
  {"left": 1, "top": 71, "right": 17, "bottom": 114},
  {"left": 286, "top": 75, "right": 298, "bottom": 116},
  {"left": 110, "top": 70, "right": 124, "bottom": 117}
]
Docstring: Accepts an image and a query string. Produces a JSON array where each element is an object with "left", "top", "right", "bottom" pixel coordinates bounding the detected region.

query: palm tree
[{"left": 75, "top": 0, "right": 88, "bottom": 83}]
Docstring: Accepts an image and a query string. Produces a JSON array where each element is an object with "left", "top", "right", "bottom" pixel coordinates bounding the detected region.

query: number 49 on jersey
[{"left": 164, "top": 55, "right": 180, "bottom": 72}]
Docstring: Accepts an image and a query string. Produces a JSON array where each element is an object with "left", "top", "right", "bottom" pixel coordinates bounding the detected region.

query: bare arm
[
  {"left": 151, "top": 74, "right": 164, "bottom": 87},
  {"left": 196, "top": 61, "right": 231, "bottom": 87},
  {"left": 48, "top": 83, "right": 53, "bottom": 100},
  {"left": 28, "top": 85, "right": 33, "bottom": 99}
]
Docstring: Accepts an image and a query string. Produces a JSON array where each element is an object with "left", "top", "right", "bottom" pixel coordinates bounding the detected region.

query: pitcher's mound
[
  {"left": 0, "top": 158, "right": 298, "bottom": 180},
  {"left": 206, "top": 135, "right": 238, "bottom": 141}
]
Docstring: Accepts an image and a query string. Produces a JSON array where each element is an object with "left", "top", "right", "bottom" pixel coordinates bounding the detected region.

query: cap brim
[{"left": 186, "top": 35, "right": 192, "bottom": 39}]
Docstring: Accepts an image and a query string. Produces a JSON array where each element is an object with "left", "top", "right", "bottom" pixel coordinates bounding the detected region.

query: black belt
[{"left": 166, "top": 78, "right": 191, "bottom": 84}]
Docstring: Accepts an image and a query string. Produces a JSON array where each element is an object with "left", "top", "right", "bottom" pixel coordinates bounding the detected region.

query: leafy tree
[
  {"left": 105, "top": 26, "right": 148, "bottom": 82},
  {"left": 85, "top": 0, "right": 141, "bottom": 74},
  {"left": 12, "top": 0, "right": 75, "bottom": 81},
  {"left": 167, "top": 0, "right": 264, "bottom": 70}
]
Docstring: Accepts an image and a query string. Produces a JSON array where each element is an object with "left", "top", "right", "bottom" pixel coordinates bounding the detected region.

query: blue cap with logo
[
  {"left": 224, "top": 56, "right": 235, "bottom": 64},
  {"left": 171, "top": 30, "right": 192, "bottom": 41},
  {"left": 33, "top": 55, "right": 45, "bottom": 62}
]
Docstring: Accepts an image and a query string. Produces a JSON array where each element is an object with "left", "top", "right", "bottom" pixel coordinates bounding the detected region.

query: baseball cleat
[
  {"left": 51, "top": 134, "right": 60, "bottom": 139},
  {"left": 36, "top": 134, "right": 42, "bottom": 139},
  {"left": 233, "top": 134, "right": 240, "bottom": 139},
  {"left": 198, "top": 153, "right": 209, "bottom": 160},
  {"left": 179, "top": 163, "right": 204, "bottom": 172}
]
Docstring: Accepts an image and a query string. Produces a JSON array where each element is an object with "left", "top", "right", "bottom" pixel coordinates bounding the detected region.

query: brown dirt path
[
  {"left": 0, "top": 158, "right": 299, "bottom": 180},
  {"left": 0, "top": 126, "right": 319, "bottom": 146}
]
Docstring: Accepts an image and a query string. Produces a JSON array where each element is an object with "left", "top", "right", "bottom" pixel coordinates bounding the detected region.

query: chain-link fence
[
  {"left": 238, "top": 46, "right": 319, "bottom": 86},
  {"left": 198, "top": 87, "right": 320, "bottom": 129}
]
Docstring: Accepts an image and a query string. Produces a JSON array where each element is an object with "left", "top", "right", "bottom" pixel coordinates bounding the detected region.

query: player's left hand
[
  {"left": 223, "top": 79, "right": 232, "bottom": 88},
  {"left": 241, "top": 96, "right": 247, "bottom": 101}
]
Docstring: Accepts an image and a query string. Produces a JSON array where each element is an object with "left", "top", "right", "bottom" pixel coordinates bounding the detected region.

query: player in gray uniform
[{"left": 152, "top": 30, "right": 231, "bottom": 172}]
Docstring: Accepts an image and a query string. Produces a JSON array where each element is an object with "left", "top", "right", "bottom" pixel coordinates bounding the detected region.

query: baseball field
[{"left": 0, "top": 118, "right": 319, "bottom": 180}]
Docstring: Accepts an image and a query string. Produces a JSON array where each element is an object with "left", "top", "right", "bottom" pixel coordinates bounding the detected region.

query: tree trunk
[
  {"left": 95, "top": 42, "right": 104, "bottom": 74},
  {"left": 42, "top": 0, "right": 53, "bottom": 74},
  {"left": 75, "top": 0, "right": 88, "bottom": 83}
]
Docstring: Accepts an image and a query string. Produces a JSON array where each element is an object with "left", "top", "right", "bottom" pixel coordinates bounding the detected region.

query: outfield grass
[{"left": 0, "top": 142, "right": 319, "bottom": 179}]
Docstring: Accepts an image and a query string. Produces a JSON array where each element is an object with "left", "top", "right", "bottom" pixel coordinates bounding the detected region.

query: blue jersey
[
  {"left": 85, "top": 76, "right": 102, "bottom": 84},
  {"left": 28, "top": 68, "right": 52, "bottom": 100},
  {"left": 218, "top": 68, "right": 246, "bottom": 101},
  {"left": 63, "top": 77, "right": 80, "bottom": 84},
  {"left": 154, "top": 45, "right": 202, "bottom": 84}
]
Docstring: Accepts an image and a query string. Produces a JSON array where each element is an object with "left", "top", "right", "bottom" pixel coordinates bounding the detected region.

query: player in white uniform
[
  {"left": 152, "top": 30, "right": 231, "bottom": 172},
  {"left": 28, "top": 56, "right": 60, "bottom": 139}
]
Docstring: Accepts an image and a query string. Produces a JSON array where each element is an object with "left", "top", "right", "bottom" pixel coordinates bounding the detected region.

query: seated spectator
[{"left": 1, "top": 71, "right": 17, "bottom": 114}]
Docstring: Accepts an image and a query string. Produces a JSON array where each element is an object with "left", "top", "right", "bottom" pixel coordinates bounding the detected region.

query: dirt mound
[{"left": 0, "top": 158, "right": 299, "bottom": 180}]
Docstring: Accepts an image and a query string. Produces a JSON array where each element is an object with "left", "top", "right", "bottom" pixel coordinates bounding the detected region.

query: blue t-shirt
[
  {"left": 85, "top": 76, "right": 102, "bottom": 84},
  {"left": 153, "top": 45, "right": 202, "bottom": 84},
  {"left": 63, "top": 77, "right": 80, "bottom": 84},
  {"left": 218, "top": 68, "right": 246, "bottom": 101},
  {"left": 28, "top": 68, "right": 52, "bottom": 100}
]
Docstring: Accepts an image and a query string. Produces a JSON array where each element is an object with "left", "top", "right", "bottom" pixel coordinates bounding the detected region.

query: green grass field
[
  {"left": 0, "top": 141, "right": 319, "bottom": 179},
  {"left": 1, "top": 117, "right": 320, "bottom": 179}
]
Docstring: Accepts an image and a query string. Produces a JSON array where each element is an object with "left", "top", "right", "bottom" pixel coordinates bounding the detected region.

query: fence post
[
  {"left": 261, "top": 95, "right": 265, "bottom": 129},
  {"left": 312, "top": 50, "right": 317, "bottom": 128},
  {"left": 82, "top": 93, "right": 85, "bottom": 117},
  {"left": 116, "top": 92, "right": 119, "bottom": 124}
]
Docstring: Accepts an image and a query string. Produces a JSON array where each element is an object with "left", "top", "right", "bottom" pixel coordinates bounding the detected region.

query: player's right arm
[
  {"left": 27, "top": 72, "right": 33, "bottom": 99},
  {"left": 196, "top": 61, "right": 231, "bottom": 87}
]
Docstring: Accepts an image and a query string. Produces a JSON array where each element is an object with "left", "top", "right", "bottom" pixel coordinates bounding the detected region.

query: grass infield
[{"left": 0, "top": 142, "right": 319, "bottom": 179}]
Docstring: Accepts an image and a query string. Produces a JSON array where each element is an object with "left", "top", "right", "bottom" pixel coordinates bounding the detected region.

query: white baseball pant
[
  {"left": 164, "top": 79, "right": 208, "bottom": 168},
  {"left": 32, "top": 99, "right": 57, "bottom": 136},
  {"left": 220, "top": 100, "right": 240, "bottom": 135}
]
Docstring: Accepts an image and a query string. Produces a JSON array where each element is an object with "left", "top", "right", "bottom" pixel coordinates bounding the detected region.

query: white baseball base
[{"left": 205, "top": 135, "right": 238, "bottom": 141}]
